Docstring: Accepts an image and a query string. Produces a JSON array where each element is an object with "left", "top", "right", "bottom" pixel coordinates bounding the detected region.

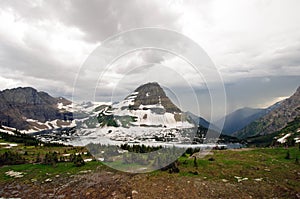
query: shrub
[
  {"left": 0, "top": 151, "right": 26, "bottom": 165},
  {"left": 43, "top": 152, "right": 58, "bottom": 166},
  {"left": 285, "top": 150, "right": 290, "bottom": 160}
]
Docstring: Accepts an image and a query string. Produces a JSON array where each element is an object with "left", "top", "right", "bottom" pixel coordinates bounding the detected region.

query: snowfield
[{"left": 277, "top": 133, "right": 291, "bottom": 143}]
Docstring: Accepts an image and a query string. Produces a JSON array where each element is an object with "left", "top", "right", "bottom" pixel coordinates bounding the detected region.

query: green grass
[
  {"left": 176, "top": 147, "right": 300, "bottom": 186},
  {"left": 0, "top": 142, "right": 91, "bottom": 163},
  {"left": 1, "top": 144, "right": 299, "bottom": 191}
]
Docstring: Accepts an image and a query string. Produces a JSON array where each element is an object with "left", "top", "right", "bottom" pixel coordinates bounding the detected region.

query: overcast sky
[{"left": 0, "top": 0, "right": 299, "bottom": 120}]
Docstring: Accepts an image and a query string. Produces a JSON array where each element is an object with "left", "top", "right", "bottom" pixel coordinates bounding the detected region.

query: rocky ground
[{"left": 1, "top": 168, "right": 299, "bottom": 199}]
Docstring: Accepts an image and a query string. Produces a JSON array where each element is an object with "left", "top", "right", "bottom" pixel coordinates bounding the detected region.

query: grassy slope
[
  {"left": 0, "top": 146, "right": 299, "bottom": 197},
  {"left": 0, "top": 135, "right": 300, "bottom": 198}
]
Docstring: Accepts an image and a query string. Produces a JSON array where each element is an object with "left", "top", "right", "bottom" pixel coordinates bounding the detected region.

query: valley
[{"left": 0, "top": 84, "right": 299, "bottom": 198}]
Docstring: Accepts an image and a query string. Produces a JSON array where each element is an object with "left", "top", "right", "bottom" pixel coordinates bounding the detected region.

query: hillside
[
  {"left": 234, "top": 86, "right": 300, "bottom": 138},
  {"left": 0, "top": 145, "right": 299, "bottom": 198},
  {"left": 244, "top": 116, "right": 300, "bottom": 147}
]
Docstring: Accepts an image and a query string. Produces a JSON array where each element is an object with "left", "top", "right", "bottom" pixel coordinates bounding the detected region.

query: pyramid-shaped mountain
[
  {"left": 125, "top": 82, "right": 181, "bottom": 113},
  {"left": 91, "top": 82, "right": 196, "bottom": 143},
  {"left": 96, "top": 82, "right": 194, "bottom": 130}
]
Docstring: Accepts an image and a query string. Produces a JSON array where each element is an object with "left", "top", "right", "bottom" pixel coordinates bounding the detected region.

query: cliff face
[{"left": 0, "top": 87, "right": 72, "bottom": 130}]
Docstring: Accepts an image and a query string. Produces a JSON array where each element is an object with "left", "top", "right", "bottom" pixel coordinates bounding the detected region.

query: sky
[{"left": 0, "top": 0, "right": 299, "bottom": 121}]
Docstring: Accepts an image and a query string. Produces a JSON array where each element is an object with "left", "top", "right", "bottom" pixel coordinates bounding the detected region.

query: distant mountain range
[
  {"left": 216, "top": 102, "right": 282, "bottom": 135},
  {"left": 185, "top": 111, "right": 220, "bottom": 131},
  {"left": 1, "top": 84, "right": 298, "bottom": 146},
  {"left": 234, "top": 86, "right": 300, "bottom": 139}
]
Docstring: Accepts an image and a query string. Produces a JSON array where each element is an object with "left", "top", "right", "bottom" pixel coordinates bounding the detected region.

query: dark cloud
[
  {"left": 60, "top": 0, "right": 181, "bottom": 42},
  {"left": 0, "top": 37, "right": 76, "bottom": 86},
  {"left": 0, "top": 0, "right": 181, "bottom": 42}
]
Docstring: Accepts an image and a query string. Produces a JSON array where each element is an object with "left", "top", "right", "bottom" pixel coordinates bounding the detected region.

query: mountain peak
[
  {"left": 126, "top": 82, "right": 181, "bottom": 113},
  {"left": 132, "top": 82, "right": 162, "bottom": 95},
  {"left": 0, "top": 87, "right": 72, "bottom": 130}
]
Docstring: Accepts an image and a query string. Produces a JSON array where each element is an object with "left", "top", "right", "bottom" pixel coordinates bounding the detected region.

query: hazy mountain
[
  {"left": 0, "top": 87, "right": 73, "bottom": 131},
  {"left": 217, "top": 101, "right": 282, "bottom": 135},
  {"left": 216, "top": 107, "right": 263, "bottom": 135},
  {"left": 185, "top": 111, "right": 221, "bottom": 132},
  {"left": 234, "top": 86, "right": 300, "bottom": 138}
]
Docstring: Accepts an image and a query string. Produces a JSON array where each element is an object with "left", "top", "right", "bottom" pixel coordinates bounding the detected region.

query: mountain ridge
[
  {"left": 0, "top": 87, "right": 73, "bottom": 131},
  {"left": 234, "top": 86, "right": 300, "bottom": 138},
  {"left": 217, "top": 101, "right": 282, "bottom": 135}
]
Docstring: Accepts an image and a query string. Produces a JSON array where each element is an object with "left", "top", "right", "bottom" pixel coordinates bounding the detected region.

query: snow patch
[
  {"left": 277, "top": 133, "right": 291, "bottom": 143},
  {"left": 5, "top": 170, "right": 24, "bottom": 178}
]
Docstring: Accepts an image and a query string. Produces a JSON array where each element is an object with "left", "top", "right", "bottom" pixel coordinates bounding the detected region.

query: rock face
[
  {"left": 126, "top": 82, "right": 181, "bottom": 113},
  {"left": 0, "top": 87, "right": 72, "bottom": 130},
  {"left": 235, "top": 86, "right": 300, "bottom": 138}
]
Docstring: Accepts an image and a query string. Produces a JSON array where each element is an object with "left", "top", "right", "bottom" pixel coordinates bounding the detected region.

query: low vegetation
[{"left": 0, "top": 132, "right": 299, "bottom": 198}]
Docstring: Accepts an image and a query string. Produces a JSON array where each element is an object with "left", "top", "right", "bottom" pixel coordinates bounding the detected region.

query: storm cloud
[{"left": 0, "top": 0, "right": 299, "bottom": 120}]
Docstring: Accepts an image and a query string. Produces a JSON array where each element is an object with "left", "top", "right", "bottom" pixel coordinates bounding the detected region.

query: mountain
[
  {"left": 72, "top": 82, "right": 240, "bottom": 146},
  {"left": 217, "top": 101, "right": 282, "bottom": 135},
  {"left": 73, "top": 82, "right": 197, "bottom": 144},
  {"left": 0, "top": 87, "right": 73, "bottom": 132},
  {"left": 185, "top": 111, "right": 220, "bottom": 131},
  {"left": 244, "top": 116, "right": 300, "bottom": 147},
  {"left": 234, "top": 86, "right": 300, "bottom": 138},
  {"left": 216, "top": 107, "right": 264, "bottom": 135},
  {"left": 126, "top": 82, "right": 181, "bottom": 113},
  {"left": 0, "top": 84, "right": 238, "bottom": 146},
  {"left": 99, "top": 82, "right": 192, "bottom": 128}
]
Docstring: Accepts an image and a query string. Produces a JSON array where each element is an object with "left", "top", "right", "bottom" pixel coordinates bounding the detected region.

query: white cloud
[{"left": 180, "top": 0, "right": 300, "bottom": 81}]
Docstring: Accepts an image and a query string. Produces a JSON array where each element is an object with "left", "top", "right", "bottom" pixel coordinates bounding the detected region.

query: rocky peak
[
  {"left": 126, "top": 82, "right": 181, "bottom": 113},
  {"left": 0, "top": 87, "right": 70, "bottom": 106},
  {"left": 0, "top": 87, "right": 72, "bottom": 130}
]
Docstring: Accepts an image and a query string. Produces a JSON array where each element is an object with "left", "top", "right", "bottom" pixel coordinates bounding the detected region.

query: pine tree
[{"left": 73, "top": 154, "right": 85, "bottom": 167}]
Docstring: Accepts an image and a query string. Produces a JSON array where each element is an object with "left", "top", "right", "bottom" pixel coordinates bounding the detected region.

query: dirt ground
[{"left": 1, "top": 169, "right": 299, "bottom": 199}]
